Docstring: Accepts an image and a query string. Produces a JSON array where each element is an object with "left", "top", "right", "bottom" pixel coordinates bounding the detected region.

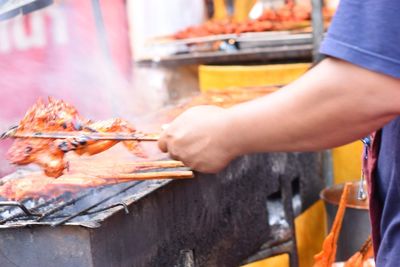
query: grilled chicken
[
  {"left": 173, "top": 3, "right": 312, "bottom": 39},
  {"left": 166, "top": 87, "right": 278, "bottom": 120},
  {"left": 0, "top": 173, "right": 110, "bottom": 200},
  {"left": 7, "top": 98, "right": 146, "bottom": 178},
  {"left": 0, "top": 160, "right": 184, "bottom": 200}
]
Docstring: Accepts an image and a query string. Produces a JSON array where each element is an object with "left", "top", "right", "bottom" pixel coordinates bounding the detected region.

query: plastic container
[{"left": 198, "top": 63, "right": 310, "bottom": 92}]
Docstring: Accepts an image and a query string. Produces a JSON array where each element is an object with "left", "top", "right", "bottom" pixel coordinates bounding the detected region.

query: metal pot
[{"left": 320, "top": 182, "right": 371, "bottom": 261}]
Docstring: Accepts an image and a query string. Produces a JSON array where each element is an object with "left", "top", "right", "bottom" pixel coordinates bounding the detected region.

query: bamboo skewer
[
  {"left": 99, "top": 170, "right": 194, "bottom": 181},
  {"left": 71, "top": 161, "right": 187, "bottom": 174},
  {"left": 0, "top": 127, "right": 159, "bottom": 141},
  {"left": 1, "top": 126, "right": 192, "bottom": 181},
  {"left": 108, "top": 161, "right": 186, "bottom": 173},
  {"left": 124, "top": 160, "right": 185, "bottom": 168}
]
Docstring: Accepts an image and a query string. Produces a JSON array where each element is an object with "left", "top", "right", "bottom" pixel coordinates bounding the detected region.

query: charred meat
[{"left": 7, "top": 98, "right": 146, "bottom": 178}]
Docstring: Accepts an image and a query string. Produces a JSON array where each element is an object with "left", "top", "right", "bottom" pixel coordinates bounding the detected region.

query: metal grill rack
[
  {"left": 137, "top": 31, "right": 314, "bottom": 67},
  {"left": 0, "top": 179, "right": 168, "bottom": 228}
]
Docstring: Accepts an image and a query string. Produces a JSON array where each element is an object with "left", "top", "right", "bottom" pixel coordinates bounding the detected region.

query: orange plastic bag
[{"left": 313, "top": 183, "right": 374, "bottom": 267}]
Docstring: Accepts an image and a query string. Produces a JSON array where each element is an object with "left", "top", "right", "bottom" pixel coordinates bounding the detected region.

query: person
[{"left": 158, "top": 0, "right": 400, "bottom": 265}]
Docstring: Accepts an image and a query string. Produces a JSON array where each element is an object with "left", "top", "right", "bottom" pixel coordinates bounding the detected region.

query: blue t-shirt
[{"left": 320, "top": 0, "right": 400, "bottom": 266}]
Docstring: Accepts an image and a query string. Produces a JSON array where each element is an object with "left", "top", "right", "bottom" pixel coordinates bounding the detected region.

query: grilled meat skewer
[{"left": 6, "top": 98, "right": 147, "bottom": 178}]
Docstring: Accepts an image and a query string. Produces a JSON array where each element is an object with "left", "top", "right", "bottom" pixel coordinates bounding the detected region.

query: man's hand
[
  {"left": 158, "top": 58, "right": 400, "bottom": 173},
  {"left": 158, "top": 105, "right": 236, "bottom": 173}
]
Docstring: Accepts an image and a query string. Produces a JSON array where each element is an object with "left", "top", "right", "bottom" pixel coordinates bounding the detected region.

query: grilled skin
[
  {"left": 7, "top": 98, "right": 145, "bottom": 178},
  {"left": 174, "top": 3, "right": 312, "bottom": 39}
]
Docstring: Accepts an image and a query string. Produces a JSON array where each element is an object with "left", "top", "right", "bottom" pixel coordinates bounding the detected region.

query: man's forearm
[
  {"left": 158, "top": 58, "right": 400, "bottom": 173},
  {"left": 225, "top": 58, "right": 400, "bottom": 155}
]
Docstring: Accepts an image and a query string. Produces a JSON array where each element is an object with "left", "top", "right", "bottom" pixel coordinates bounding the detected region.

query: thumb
[{"left": 158, "top": 132, "right": 168, "bottom": 153}]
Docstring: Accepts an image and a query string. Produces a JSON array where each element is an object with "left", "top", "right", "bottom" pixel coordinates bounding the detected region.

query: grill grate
[
  {"left": 51, "top": 180, "right": 145, "bottom": 226},
  {"left": 0, "top": 179, "right": 165, "bottom": 227}
]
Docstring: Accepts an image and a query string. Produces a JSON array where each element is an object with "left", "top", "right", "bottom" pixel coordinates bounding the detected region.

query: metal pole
[
  {"left": 90, "top": 0, "right": 120, "bottom": 115},
  {"left": 311, "top": 0, "right": 332, "bottom": 186},
  {"left": 311, "top": 0, "right": 324, "bottom": 63},
  {"left": 91, "top": 0, "right": 113, "bottom": 64}
]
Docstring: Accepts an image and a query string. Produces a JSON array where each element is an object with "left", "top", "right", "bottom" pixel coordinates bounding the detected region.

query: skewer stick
[
  {"left": 116, "top": 161, "right": 187, "bottom": 173},
  {"left": 71, "top": 161, "right": 187, "bottom": 173},
  {"left": 98, "top": 170, "right": 194, "bottom": 180},
  {"left": 121, "top": 160, "right": 185, "bottom": 168},
  {"left": 0, "top": 129, "right": 159, "bottom": 141}
]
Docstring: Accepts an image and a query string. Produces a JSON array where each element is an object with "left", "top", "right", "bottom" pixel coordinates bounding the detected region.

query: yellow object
[
  {"left": 296, "top": 201, "right": 327, "bottom": 267},
  {"left": 198, "top": 63, "right": 310, "bottom": 92},
  {"left": 243, "top": 201, "right": 327, "bottom": 267},
  {"left": 213, "top": 0, "right": 256, "bottom": 21},
  {"left": 213, "top": 0, "right": 229, "bottom": 20},
  {"left": 245, "top": 254, "right": 290, "bottom": 267},
  {"left": 332, "top": 142, "right": 363, "bottom": 184},
  {"left": 233, "top": 0, "right": 256, "bottom": 22}
]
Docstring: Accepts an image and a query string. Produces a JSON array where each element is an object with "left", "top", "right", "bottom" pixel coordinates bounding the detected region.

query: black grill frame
[{"left": 0, "top": 152, "right": 323, "bottom": 267}]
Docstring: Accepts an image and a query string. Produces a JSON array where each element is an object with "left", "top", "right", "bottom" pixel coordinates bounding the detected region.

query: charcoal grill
[{"left": 0, "top": 152, "right": 323, "bottom": 267}]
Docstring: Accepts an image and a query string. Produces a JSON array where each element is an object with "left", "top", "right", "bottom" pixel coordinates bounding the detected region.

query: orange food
[
  {"left": 173, "top": 4, "right": 312, "bottom": 39},
  {"left": 7, "top": 98, "right": 146, "bottom": 178},
  {"left": 0, "top": 159, "right": 182, "bottom": 200},
  {"left": 166, "top": 87, "right": 277, "bottom": 121}
]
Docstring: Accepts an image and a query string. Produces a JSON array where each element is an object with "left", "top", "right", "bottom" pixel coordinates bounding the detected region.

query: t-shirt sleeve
[{"left": 320, "top": 0, "right": 400, "bottom": 79}]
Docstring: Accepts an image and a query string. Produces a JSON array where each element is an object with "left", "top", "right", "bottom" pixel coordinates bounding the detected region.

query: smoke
[{"left": 0, "top": 0, "right": 153, "bottom": 175}]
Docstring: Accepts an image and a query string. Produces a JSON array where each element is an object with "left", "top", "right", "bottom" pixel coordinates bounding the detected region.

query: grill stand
[
  {"left": 242, "top": 174, "right": 299, "bottom": 266},
  {"left": 0, "top": 152, "right": 323, "bottom": 267}
]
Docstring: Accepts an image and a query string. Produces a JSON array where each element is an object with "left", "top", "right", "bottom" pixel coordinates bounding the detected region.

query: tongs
[{"left": 0, "top": 126, "right": 159, "bottom": 141}]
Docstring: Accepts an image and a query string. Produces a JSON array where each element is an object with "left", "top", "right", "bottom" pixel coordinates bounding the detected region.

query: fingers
[
  {"left": 157, "top": 132, "right": 168, "bottom": 153},
  {"left": 158, "top": 127, "right": 183, "bottom": 162},
  {"left": 168, "top": 150, "right": 181, "bottom": 161},
  {"left": 158, "top": 123, "right": 171, "bottom": 153}
]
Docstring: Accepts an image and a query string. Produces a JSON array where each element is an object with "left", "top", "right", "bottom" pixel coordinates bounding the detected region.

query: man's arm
[{"left": 158, "top": 58, "right": 400, "bottom": 173}]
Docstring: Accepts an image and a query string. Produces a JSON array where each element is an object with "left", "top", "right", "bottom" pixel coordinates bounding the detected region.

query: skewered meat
[
  {"left": 173, "top": 3, "right": 312, "bottom": 39},
  {"left": 0, "top": 173, "right": 109, "bottom": 200},
  {"left": 0, "top": 160, "right": 185, "bottom": 200},
  {"left": 7, "top": 98, "right": 146, "bottom": 178},
  {"left": 166, "top": 86, "right": 278, "bottom": 121}
]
